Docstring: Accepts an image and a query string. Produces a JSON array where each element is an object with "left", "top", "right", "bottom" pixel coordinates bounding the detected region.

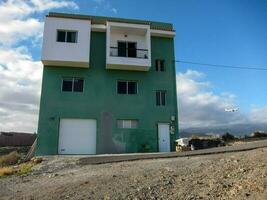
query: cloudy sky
[{"left": 0, "top": 0, "right": 267, "bottom": 132}]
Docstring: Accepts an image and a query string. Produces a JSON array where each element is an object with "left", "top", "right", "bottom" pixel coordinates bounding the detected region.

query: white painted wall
[
  {"left": 106, "top": 22, "right": 151, "bottom": 71},
  {"left": 41, "top": 17, "right": 91, "bottom": 68}
]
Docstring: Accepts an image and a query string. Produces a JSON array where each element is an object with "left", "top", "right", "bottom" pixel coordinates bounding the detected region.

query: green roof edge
[{"left": 47, "top": 12, "right": 174, "bottom": 31}]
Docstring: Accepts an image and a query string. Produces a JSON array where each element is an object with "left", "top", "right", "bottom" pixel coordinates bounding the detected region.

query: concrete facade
[
  {"left": 41, "top": 17, "right": 91, "bottom": 67},
  {"left": 36, "top": 13, "right": 179, "bottom": 155}
]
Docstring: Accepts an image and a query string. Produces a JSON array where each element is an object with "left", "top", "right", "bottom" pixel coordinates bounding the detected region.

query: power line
[{"left": 175, "top": 60, "right": 267, "bottom": 71}]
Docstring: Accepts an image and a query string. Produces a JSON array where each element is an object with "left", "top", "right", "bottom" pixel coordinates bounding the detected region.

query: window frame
[
  {"left": 56, "top": 30, "right": 78, "bottom": 43},
  {"left": 117, "top": 80, "right": 127, "bottom": 94},
  {"left": 117, "top": 80, "right": 138, "bottom": 95},
  {"left": 155, "top": 59, "right": 165, "bottom": 72},
  {"left": 61, "top": 77, "right": 84, "bottom": 93},
  {"left": 156, "top": 90, "right": 166, "bottom": 106},
  {"left": 73, "top": 78, "right": 84, "bottom": 92},
  {"left": 61, "top": 78, "right": 73, "bottom": 92},
  {"left": 56, "top": 30, "right": 66, "bottom": 43},
  {"left": 117, "top": 119, "right": 139, "bottom": 129},
  {"left": 117, "top": 41, "right": 137, "bottom": 58}
]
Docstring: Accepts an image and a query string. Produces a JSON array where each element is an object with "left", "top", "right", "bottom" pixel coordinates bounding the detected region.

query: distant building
[{"left": 37, "top": 12, "right": 178, "bottom": 155}]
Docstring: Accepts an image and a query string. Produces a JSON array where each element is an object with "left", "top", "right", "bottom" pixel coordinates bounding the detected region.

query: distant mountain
[{"left": 179, "top": 123, "right": 267, "bottom": 138}]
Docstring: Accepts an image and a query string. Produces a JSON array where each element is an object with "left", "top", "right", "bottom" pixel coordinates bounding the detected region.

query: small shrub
[
  {"left": 251, "top": 131, "right": 267, "bottom": 138},
  {"left": 191, "top": 135, "right": 200, "bottom": 139},
  {"left": 0, "top": 151, "right": 20, "bottom": 167},
  {"left": 17, "top": 162, "right": 34, "bottom": 176},
  {"left": 0, "top": 157, "right": 42, "bottom": 178},
  {"left": 0, "top": 167, "right": 14, "bottom": 177},
  {"left": 221, "top": 132, "right": 236, "bottom": 142}
]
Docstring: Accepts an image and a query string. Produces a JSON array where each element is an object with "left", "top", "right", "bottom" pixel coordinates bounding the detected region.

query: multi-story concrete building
[{"left": 37, "top": 12, "right": 178, "bottom": 155}]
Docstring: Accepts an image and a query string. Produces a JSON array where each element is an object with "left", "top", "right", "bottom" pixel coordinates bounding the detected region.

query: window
[
  {"left": 62, "top": 78, "right": 84, "bottom": 92},
  {"left": 118, "top": 41, "right": 127, "bottom": 57},
  {"left": 57, "top": 30, "right": 77, "bottom": 43},
  {"left": 117, "top": 41, "right": 137, "bottom": 58},
  {"left": 62, "top": 78, "right": 73, "bottom": 91},
  {"left": 117, "top": 81, "right": 127, "bottom": 94},
  {"left": 66, "top": 31, "right": 77, "bottom": 43},
  {"left": 128, "top": 81, "right": 137, "bottom": 94},
  {"left": 156, "top": 90, "right": 166, "bottom": 106},
  {"left": 117, "top": 81, "right": 137, "bottom": 94},
  {"left": 127, "top": 42, "right": 137, "bottom": 58},
  {"left": 73, "top": 79, "right": 84, "bottom": 92},
  {"left": 155, "top": 59, "right": 165, "bottom": 71},
  {"left": 57, "top": 30, "right": 66, "bottom": 42},
  {"left": 117, "top": 120, "right": 138, "bottom": 129}
]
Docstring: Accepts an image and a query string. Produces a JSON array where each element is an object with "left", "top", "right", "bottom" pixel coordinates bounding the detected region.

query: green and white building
[{"left": 37, "top": 12, "right": 179, "bottom": 155}]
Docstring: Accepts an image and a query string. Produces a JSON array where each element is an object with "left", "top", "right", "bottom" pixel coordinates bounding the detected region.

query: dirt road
[{"left": 1, "top": 148, "right": 267, "bottom": 200}]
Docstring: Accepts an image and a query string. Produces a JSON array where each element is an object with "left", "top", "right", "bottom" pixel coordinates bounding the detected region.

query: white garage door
[{"left": 58, "top": 119, "right": 96, "bottom": 154}]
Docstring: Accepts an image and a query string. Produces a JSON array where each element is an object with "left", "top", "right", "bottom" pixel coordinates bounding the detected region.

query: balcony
[
  {"left": 110, "top": 47, "right": 148, "bottom": 59},
  {"left": 106, "top": 22, "right": 151, "bottom": 71}
]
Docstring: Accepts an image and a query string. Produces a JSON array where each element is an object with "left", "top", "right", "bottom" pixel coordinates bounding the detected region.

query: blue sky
[
  {"left": 45, "top": 0, "right": 267, "bottom": 124},
  {"left": 0, "top": 0, "right": 267, "bottom": 132},
  {"left": 36, "top": 0, "right": 267, "bottom": 111}
]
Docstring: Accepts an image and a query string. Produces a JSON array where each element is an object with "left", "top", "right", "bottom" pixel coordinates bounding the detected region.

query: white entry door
[
  {"left": 58, "top": 119, "right": 96, "bottom": 154},
  {"left": 158, "top": 123, "right": 170, "bottom": 152}
]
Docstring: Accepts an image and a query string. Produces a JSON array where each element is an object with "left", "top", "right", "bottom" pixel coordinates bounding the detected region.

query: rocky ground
[{"left": 0, "top": 148, "right": 267, "bottom": 200}]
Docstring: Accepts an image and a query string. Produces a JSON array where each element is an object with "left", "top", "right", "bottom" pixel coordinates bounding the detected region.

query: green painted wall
[{"left": 36, "top": 31, "right": 179, "bottom": 155}]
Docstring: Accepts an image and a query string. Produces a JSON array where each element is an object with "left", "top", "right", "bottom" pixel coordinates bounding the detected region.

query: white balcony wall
[
  {"left": 106, "top": 22, "right": 151, "bottom": 71},
  {"left": 41, "top": 17, "right": 91, "bottom": 68}
]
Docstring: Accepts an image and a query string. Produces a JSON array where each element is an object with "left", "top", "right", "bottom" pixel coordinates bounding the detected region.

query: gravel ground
[{"left": 0, "top": 148, "right": 267, "bottom": 200}]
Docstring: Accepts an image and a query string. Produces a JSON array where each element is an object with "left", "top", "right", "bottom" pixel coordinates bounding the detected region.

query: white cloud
[
  {"left": 92, "top": 0, "right": 118, "bottom": 15},
  {"left": 177, "top": 70, "right": 248, "bottom": 129},
  {"left": 0, "top": 0, "right": 78, "bottom": 46},
  {"left": 111, "top": 8, "right": 118, "bottom": 14},
  {"left": 177, "top": 70, "right": 267, "bottom": 129},
  {"left": 0, "top": 0, "right": 78, "bottom": 132},
  {"left": 0, "top": 18, "right": 43, "bottom": 46},
  {"left": 31, "top": 0, "right": 79, "bottom": 11},
  {"left": 0, "top": 47, "right": 42, "bottom": 132},
  {"left": 250, "top": 106, "right": 267, "bottom": 124}
]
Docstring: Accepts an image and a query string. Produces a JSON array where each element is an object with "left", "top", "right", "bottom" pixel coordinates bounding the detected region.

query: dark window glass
[
  {"left": 160, "top": 60, "right": 165, "bottom": 71},
  {"left": 73, "top": 79, "right": 83, "bottom": 92},
  {"left": 156, "top": 91, "right": 166, "bottom": 106},
  {"left": 118, "top": 42, "right": 127, "bottom": 57},
  {"left": 161, "top": 91, "right": 166, "bottom": 105},
  {"left": 67, "top": 31, "right": 77, "bottom": 43},
  {"left": 62, "top": 78, "right": 73, "bottom": 91},
  {"left": 155, "top": 60, "right": 160, "bottom": 71},
  {"left": 156, "top": 59, "right": 165, "bottom": 71},
  {"left": 128, "top": 42, "right": 137, "bottom": 58},
  {"left": 117, "top": 81, "right": 127, "bottom": 94},
  {"left": 156, "top": 91, "right": 161, "bottom": 106},
  {"left": 128, "top": 81, "right": 137, "bottom": 94},
  {"left": 57, "top": 30, "right": 66, "bottom": 42}
]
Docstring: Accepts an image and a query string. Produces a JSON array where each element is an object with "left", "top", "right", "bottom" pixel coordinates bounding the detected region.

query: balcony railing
[{"left": 110, "top": 47, "right": 148, "bottom": 59}]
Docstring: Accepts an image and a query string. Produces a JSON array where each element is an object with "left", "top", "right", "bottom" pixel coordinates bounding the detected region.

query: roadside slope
[{"left": 0, "top": 147, "right": 267, "bottom": 200}]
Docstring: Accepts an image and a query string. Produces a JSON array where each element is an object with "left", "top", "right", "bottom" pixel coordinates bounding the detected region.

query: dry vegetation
[
  {"left": 0, "top": 151, "right": 20, "bottom": 167},
  {"left": 0, "top": 151, "right": 42, "bottom": 178},
  {"left": 0, "top": 167, "right": 14, "bottom": 177}
]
